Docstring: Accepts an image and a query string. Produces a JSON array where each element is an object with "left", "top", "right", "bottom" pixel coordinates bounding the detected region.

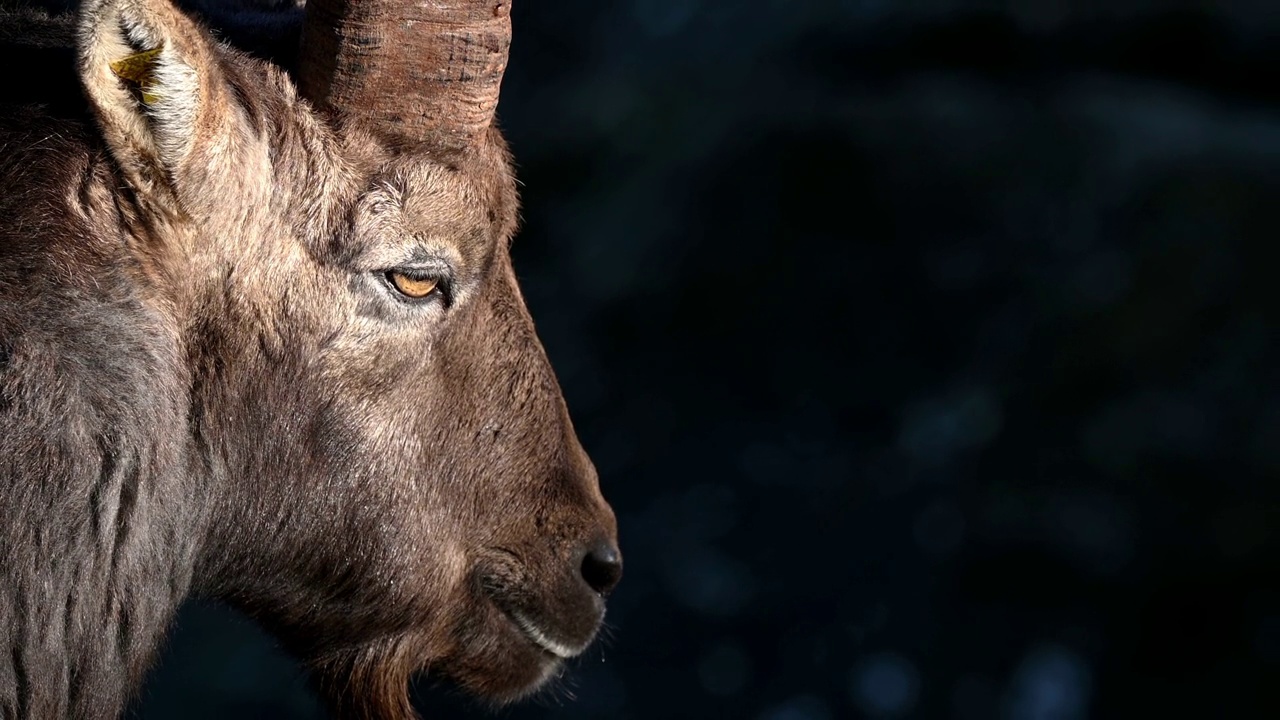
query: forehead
[{"left": 356, "top": 156, "right": 499, "bottom": 261}]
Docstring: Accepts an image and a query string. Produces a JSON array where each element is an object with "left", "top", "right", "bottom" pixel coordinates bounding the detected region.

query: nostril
[{"left": 579, "top": 541, "right": 623, "bottom": 596}]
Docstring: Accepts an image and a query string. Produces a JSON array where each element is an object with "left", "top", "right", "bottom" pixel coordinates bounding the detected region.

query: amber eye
[{"left": 386, "top": 271, "right": 440, "bottom": 299}]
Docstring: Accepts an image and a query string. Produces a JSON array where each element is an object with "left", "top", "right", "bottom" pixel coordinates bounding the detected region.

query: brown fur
[{"left": 0, "top": 0, "right": 620, "bottom": 717}]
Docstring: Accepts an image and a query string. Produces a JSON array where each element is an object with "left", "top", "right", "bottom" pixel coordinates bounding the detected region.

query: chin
[
  {"left": 313, "top": 607, "right": 577, "bottom": 718},
  {"left": 443, "top": 601, "right": 582, "bottom": 705},
  {"left": 311, "top": 556, "right": 612, "bottom": 718}
]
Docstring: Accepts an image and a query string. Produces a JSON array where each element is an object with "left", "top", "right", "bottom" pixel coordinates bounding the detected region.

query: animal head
[{"left": 75, "top": 0, "right": 620, "bottom": 714}]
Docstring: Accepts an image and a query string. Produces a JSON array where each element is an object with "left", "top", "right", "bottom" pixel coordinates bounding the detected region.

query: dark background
[{"left": 39, "top": 0, "right": 1280, "bottom": 717}]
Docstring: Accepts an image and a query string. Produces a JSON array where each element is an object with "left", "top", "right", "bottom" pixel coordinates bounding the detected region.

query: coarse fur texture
[{"left": 0, "top": 0, "right": 621, "bottom": 718}]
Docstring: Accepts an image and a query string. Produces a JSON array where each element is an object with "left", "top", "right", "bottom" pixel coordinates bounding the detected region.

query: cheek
[{"left": 319, "top": 404, "right": 474, "bottom": 617}]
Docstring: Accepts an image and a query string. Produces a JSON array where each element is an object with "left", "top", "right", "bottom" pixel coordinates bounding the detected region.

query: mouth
[{"left": 499, "top": 606, "right": 589, "bottom": 660}]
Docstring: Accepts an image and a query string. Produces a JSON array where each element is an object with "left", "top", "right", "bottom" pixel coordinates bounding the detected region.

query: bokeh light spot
[
  {"left": 1003, "top": 644, "right": 1092, "bottom": 720},
  {"left": 849, "top": 652, "right": 921, "bottom": 717}
]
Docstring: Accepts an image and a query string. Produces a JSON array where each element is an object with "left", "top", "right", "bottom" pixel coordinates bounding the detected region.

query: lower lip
[{"left": 502, "top": 608, "right": 580, "bottom": 659}]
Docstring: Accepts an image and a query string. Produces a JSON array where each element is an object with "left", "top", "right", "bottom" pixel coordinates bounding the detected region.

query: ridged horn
[{"left": 297, "top": 0, "right": 511, "bottom": 153}]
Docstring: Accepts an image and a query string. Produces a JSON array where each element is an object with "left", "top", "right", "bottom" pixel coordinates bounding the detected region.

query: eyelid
[{"left": 392, "top": 267, "right": 440, "bottom": 281}]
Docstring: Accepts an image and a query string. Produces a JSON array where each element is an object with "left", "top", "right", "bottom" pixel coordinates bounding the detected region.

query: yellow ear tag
[{"left": 109, "top": 47, "right": 163, "bottom": 105}]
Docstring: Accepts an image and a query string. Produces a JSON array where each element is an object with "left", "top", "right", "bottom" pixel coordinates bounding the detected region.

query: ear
[{"left": 78, "top": 0, "right": 241, "bottom": 198}]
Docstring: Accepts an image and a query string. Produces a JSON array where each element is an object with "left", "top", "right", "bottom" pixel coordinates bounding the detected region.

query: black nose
[{"left": 579, "top": 541, "right": 623, "bottom": 596}]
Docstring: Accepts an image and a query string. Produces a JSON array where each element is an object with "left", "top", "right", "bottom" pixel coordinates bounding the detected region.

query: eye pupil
[{"left": 388, "top": 271, "right": 439, "bottom": 299}]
